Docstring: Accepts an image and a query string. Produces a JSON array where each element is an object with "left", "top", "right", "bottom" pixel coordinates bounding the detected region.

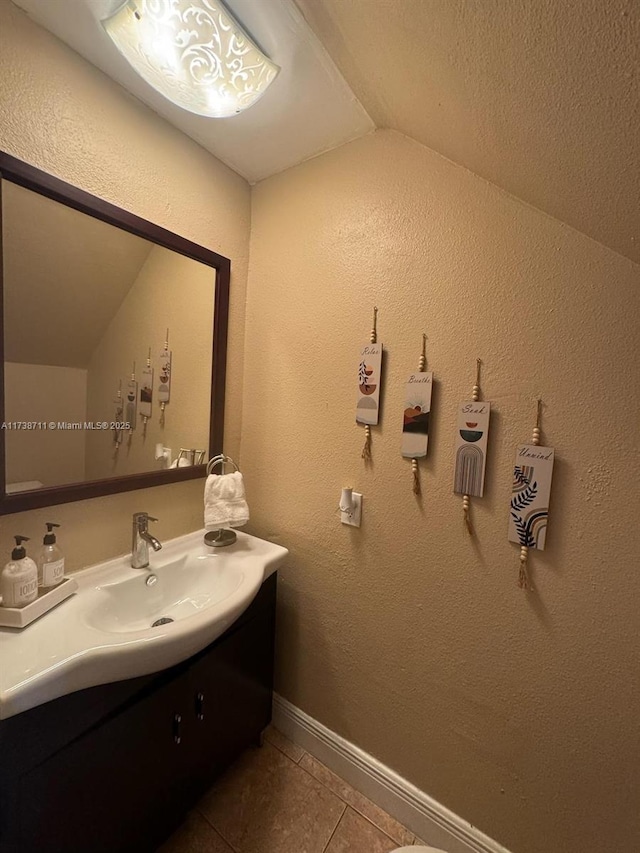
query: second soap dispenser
[{"left": 38, "top": 522, "right": 65, "bottom": 589}]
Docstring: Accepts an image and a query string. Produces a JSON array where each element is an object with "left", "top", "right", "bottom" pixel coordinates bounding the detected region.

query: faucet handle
[{"left": 133, "top": 511, "right": 158, "bottom": 524}]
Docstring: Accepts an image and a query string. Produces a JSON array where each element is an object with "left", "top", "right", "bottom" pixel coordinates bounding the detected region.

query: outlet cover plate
[{"left": 341, "top": 492, "right": 362, "bottom": 527}]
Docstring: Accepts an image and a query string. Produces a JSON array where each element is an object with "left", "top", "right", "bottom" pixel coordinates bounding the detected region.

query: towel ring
[
  {"left": 206, "top": 454, "right": 239, "bottom": 475},
  {"left": 204, "top": 453, "right": 240, "bottom": 549}
]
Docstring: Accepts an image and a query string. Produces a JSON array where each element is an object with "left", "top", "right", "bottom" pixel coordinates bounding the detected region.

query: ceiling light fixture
[{"left": 103, "top": 0, "right": 280, "bottom": 118}]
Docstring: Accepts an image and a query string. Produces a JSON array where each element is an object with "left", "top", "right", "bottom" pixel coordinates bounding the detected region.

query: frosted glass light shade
[{"left": 103, "top": 0, "right": 280, "bottom": 118}]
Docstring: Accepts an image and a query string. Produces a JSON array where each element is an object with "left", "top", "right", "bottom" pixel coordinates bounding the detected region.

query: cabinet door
[
  {"left": 187, "top": 605, "right": 276, "bottom": 791},
  {"left": 14, "top": 676, "right": 190, "bottom": 853}
]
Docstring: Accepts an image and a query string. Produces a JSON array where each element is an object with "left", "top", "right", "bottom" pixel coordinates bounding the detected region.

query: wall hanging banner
[
  {"left": 355, "top": 343, "right": 383, "bottom": 426},
  {"left": 453, "top": 401, "right": 491, "bottom": 498},
  {"left": 158, "top": 348, "right": 172, "bottom": 404},
  {"left": 126, "top": 363, "right": 137, "bottom": 432},
  {"left": 401, "top": 372, "right": 433, "bottom": 458},
  {"left": 139, "top": 351, "right": 154, "bottom": 438},
  {"left": 158, "top": 335, "right": 172, "bottom": 427},
  {"left": 508, "top": 444, "right": 554, "bottom": 551},
  {"left": 113, "top": 381, "right": 123, "bottom": 447},
  {"left": 139, "top": 363, "right": 153, "bottom": 419}
]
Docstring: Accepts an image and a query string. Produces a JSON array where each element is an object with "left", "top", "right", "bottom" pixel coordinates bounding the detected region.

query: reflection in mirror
[{"left": 2, "top": 180, "right": 214, "bottom": 492}]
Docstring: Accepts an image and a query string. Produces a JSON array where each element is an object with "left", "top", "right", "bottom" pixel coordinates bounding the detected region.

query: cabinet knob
[
  {"left": 196, "top": 692, "right": 205, "bottom": 721},
  {"left": 173, "top": 713, "right": 182, "bottom": 744}
]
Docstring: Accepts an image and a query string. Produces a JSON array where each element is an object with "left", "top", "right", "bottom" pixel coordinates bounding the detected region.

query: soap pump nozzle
[
  {"left": 12, "top": 535, "right": 29, "bottom": 560},
  {"left": 44, "top": 522, "right": 60, "bottom": 545}
]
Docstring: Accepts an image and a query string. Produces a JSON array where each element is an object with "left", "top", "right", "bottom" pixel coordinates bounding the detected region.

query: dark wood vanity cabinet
[{"left": 0, "top": 573, "right": 276, "bottom": 853}]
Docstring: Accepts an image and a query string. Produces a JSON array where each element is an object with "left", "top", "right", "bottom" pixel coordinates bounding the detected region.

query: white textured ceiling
[
  {"left": 11, "top": 0, "right": 374, "bottom": 183},
  {"left": 294, "top": 0, "right": 640, "bottom": 264},
  {"left": 12, "top": 0, "right": 639, "bottom": 263}
]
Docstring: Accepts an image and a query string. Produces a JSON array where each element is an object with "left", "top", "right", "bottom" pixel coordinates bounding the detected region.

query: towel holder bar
[
  {"left": 204, "top": 453, "right": 241, "bottom": 548},
  {"left": 206, "top": 454, "right": 239, "bottom": 475}
]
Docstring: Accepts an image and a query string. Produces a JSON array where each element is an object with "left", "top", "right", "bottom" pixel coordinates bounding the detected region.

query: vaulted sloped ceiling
[
  {"left": 3, "top": 181, "right": 153, "bottom": 367},
  {"left": 294, "top": 0, "right": 640, "bottom": 264}
]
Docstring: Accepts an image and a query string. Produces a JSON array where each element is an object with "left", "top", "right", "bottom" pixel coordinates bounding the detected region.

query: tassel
[
  {"left": 412, "top": 459, "right": 420, "bottom": 495},
  {"left": 462, "top": 495, "right": 474, "bottom": 536},
  {"left": 361, "top": 425, "right": 372, "bottom": 460},
  {"left": 518, "top": 546, "right": 530, "bottom": 589}
]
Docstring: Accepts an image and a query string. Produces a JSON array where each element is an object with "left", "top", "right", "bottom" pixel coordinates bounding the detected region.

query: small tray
[{"left": 0, "top": 577, "right": 78, "bottom": 628}]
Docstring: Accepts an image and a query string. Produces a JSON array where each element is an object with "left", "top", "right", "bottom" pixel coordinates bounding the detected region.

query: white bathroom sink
[
  {"left": 85, "top": 554, "right": 246, "bottom": 634},
  {"left": 0, "top": 529, "right": 288, "bottom": 719}
]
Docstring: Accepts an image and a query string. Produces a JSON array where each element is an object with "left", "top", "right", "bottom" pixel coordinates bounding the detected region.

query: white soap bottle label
[
  {"left": 18, "top": 577, "right": 38, "bottom": 600},
  {"left": 42, "top": 558, "right": 65, "bottom": 588},
  {"left": 4, "top": 575, "right": 38, "bottom": 607}
]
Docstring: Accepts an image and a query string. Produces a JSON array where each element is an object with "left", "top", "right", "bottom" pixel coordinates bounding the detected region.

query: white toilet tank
[
  {"left": 392, "top": 847, "right": 447, "bottom": 853},
  {"left": 393, "top": 847, "right": 447, "bottom": 853}
]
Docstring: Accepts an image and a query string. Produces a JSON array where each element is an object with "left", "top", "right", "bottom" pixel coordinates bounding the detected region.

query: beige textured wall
[
  {"left": 0, "top": 0, "right": 250, "bottom": 568},
  {"left": 85, "top": 245, "right": 213, "bottom": 480},
  {"left": 243, "top": 130, "right": 640, "bottom": 853},
  {"left": 2, "top": 4, "right": 638, "bottom": 852},
  {"left": 4, "top": 363, "right": 87, "bottom": 487}
]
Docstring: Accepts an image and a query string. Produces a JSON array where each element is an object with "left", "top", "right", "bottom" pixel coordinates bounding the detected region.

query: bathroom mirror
[{"left": 0, "top": 152, "right": 230, "bottom": 514}]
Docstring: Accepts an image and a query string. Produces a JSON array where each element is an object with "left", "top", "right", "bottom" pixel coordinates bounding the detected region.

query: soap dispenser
[
  {"left": 1, "top": 536, "right": 38, "bottom": 608},
  {"left": 38, "top": 523, "right": 65, "bottom": 589}
]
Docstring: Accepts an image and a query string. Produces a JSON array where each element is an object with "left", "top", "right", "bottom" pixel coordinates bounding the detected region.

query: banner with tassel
[
  {"left": 401, "top": 334, "right": 432, "bottom": 495},
  {"left": 139, "top": 347, "right": 153, "bottom": 439},
  {"left": 158, "top": 328, "right": 172, "bottom": 427},
  {"left": 508, "top": 399, "right": 554, "bottom": 589},
  {"left": 113, "top": 379, "right": 124, "bottom": 448},
  {"left": 452, "top": 359, "right": 491, "bottom": 536},
  {"left": 356, "top": 307, "right": 382, "bottom": 460}
]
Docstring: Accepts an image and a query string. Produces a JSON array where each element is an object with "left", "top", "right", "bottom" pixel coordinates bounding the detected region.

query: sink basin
[
  {"left": 0, "top": 529, "right": 288, "bottom": 719},
  {"left": 85, "top": 554, "right": 245, "bottom": 633}
]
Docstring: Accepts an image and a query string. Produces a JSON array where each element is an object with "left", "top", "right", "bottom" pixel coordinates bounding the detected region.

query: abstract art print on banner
[
  {"left": 355, "top": 343, "right": 383, "bottom": 426},
  {"left": 401, "top": 372, "right": 433, "bottom": 458},
  {"left": 158, "top": 347, "right": 172, "bottom": 404},
  {"left": 453, "top": 401, "right": 491, "bottom": 498},
  {"left": 508, "top": 445, "right": 554, "bottom": 550}
]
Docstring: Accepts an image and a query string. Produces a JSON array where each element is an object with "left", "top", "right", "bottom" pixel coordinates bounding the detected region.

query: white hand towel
[
  {"left": 204, "top": 471, "right": 249, "bottom": 530},
  {"left": 170, "top": 457, "right": 192, "bottom": 468}
]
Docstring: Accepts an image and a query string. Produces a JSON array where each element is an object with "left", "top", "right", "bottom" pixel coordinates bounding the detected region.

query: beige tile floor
[{"left": 158, "top": 726, "right": 431, "bottom": 853}]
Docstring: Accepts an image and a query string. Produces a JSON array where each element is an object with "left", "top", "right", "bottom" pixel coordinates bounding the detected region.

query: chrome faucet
[{"left": 131, "top": 512, "right": 162, "bottom": 568}]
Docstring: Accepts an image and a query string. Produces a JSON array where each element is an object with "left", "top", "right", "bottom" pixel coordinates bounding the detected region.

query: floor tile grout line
[
  {"left": 266, "top": 740, "right": 379, "bottom": 852},
  {"left": 256, "top": 740, "right": 356, "bottom": 852},
  {"left": 196, "top": 742, "right": 348, "bottom": 853},
  {"left": 195, "top": 805, "right": 242, "bottom": 853},
  {"left": 192, "top": 739, "right": 408, "bottom": 853},
  {"left": 298, "top": 753, "right": 414, "bottom": 846},
  {"left": 354, "top": 806, "right": 413, "bottom": 848},
  {"left": 321, "top": 802, "right": 348, "bottom": 853},
  {"left": 263, "top": 727, "right": 306, "bottom": 764}
]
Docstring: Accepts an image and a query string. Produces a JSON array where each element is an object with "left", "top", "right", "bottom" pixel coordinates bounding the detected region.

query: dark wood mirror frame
[{"left": 0, "top": 151, "right": 230, "bottom": 515}]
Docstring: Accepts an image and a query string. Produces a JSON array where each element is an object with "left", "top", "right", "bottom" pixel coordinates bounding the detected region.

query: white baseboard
[{"left": 272, "top": 694, "right": 513, "bottom": 853}]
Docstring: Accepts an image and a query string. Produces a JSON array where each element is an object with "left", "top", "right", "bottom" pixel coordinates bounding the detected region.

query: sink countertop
[{"left": 0, "top": 529, "right": 287, "bottom": 720}]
